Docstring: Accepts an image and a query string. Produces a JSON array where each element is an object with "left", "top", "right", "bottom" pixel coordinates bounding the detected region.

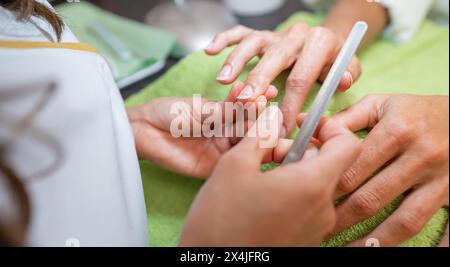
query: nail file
[{"left": 282, "top": 21, "right": 368, "bottom": 165}]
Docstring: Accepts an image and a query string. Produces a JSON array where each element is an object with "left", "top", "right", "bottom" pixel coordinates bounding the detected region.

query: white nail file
[{"left": 282, "top": 21, "right": 368, "bottom": 165}]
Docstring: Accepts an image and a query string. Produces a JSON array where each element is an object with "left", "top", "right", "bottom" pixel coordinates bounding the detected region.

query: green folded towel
[{"left": 126, "top": 13, "right": 449, "bottom": 247}]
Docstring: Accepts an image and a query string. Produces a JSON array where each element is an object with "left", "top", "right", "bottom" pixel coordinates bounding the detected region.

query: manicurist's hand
[
  {"left": 330, "top": 94, "right": 449, "bottom": 246},
  {"left": 127, "top": 83, "right": 278, "bottom": 178},
  {"left": 179, "top": 107, "right": 362, "bottom": 246},
  {"left": 205, "top": 0, "right": 388, "bottom": 136}
]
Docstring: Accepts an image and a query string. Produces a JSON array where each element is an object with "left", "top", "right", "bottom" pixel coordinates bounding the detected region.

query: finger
[
  {"left": 265, "top": 139, "right": 319, "bottom": 164},
  {"left": 346, "top": 179, "right": 448, "bottom": 247},
  {"left": 256, "top": 95, "right": 268, "bottom": 116},
  {"left": 281, "top": 117, "right": 362, "bottom": 187},
  {"left": 216, "top": 34, "right": 267, "bottom": 83},
  {"left": 331, "top": 94, "right": 389, "bottom": 132},
  {"left": 281, "top": 28, "right": 337, "bottom": 135},
  {"left": 226, "top": 83, "right": 277, "bottom": 105},
  {"left": 333, "top": 118, "right": 405, "bottom": 199},
  {"left": 296, "top": 113, "right": 337, "bottom": 144},
  {"left": 264, "top": 85, "right": 278, "bottom": 101},
  {"left": 225, "top": 81, "right": 245, "bottom": 102},
  {"left": 264, "top": 138, "right": 292, "bottom": 163},
  {"left": 339, "top": 57, "right": 361, "bottom": 92},
  {"left": 333, "top": 154, "right": 422, "bottom": 234},
  {"left": 319, "top": 57, "right": 361, "bottom": 92},
  {"left": 205, "top": 25, "right": 253, "bottom": 55},
  {"left": 236, "top": 29, "right": 308, "bottom": 103},
  {"left": 225, "top": 106, "right": 283, "bottom": 171}
]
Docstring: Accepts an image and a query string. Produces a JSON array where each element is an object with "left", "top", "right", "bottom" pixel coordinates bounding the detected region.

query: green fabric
[
  {"left": 56, "top": 2, "right": 176, "bottom": 83},
  {"left": 126, "top": 12, "right": 449, "bottom": 247}
]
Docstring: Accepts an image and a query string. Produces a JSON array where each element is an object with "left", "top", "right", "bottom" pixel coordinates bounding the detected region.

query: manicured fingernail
[
  {"left": 237, "top": 85, "right": 254, "bottom": 100},
  {"left": 216, "top": 64, "right": 233, "bottom": 81},
  {"left": 345, "top": 71, "right": 353, "bottom": 87}
]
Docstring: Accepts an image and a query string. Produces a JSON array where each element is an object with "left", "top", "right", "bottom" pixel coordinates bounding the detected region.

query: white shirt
[
  {"left": 304, "top": 0, "right": 449, "bottom": 43},
  {"left": 0, "top": 1, "right": 148, "bottom": 246}
]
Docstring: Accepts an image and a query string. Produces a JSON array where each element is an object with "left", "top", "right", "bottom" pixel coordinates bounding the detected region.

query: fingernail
[
  {"left": 345, "top": 71, "right": 353, "bottom": 87},
  {"left": 237, "top": 85, "right": 254, "bottom": 100},
  {"left": 216, "top": 64, "right": 233, "bottom": 81},
  {"left": 205, "top": 42, "right": 214, "bottom": 51}
]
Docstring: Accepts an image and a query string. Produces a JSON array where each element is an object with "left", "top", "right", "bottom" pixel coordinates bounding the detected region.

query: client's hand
[
  {"left": 205, "top": 23, "right": 361, "bottom": 135},
  {"left": 330, "top": 94, "right": 449, "bottom": 246},
  {"left": 127, "top": 83, "right": 278, "bottom": 178},
  {"left": 179, "top": 107, "right": 362, "bottom": 246}
]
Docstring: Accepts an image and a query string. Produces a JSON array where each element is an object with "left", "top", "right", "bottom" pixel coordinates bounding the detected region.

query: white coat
[{"left": 0, "top": 1, "right": 148, "bottom": 246}]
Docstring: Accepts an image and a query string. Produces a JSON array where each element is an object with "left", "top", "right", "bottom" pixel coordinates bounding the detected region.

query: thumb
[{"left": 228, "top": 105, "right": 283, "bottom": 170}]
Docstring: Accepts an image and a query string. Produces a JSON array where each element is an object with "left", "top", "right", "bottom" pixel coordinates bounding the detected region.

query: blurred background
[{"left": 51, "top": 0, "right": 312, "bottom": 98}]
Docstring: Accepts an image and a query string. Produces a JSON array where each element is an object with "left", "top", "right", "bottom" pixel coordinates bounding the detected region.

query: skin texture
[
  {"left": 329, "top": 95, "right": 449, "bottom": 247},
  {"left": 179, "top": 109, "right": 362, "bottom": 246},
  {"left": 205, "top": 0, "right": 388, "bottom": 136}
]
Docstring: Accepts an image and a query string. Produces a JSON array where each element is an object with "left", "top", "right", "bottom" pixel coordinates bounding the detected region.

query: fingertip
[
  {"left": 265, "top": 85, "right": 279, "bottom": 100},
  {"left": 204, "top": 42, "right": 218, "bottom": 55},
  {"left": 338, "top": 71, "right": 353, "bottom": 91},
  {"left": 296, "top": 113, "right": 308, "bottom": 125},
  {"left": 256, "top": 95, "right": 267, "bottom": 103}
]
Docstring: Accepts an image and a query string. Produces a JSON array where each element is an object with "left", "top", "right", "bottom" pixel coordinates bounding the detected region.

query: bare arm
[{"left": 323, "top": 0, "right": 389, "bottom": 47}]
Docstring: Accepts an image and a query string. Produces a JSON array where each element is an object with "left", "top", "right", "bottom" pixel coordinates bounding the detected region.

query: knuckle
[
  {"left": 348, "top": 190, "right": 383, "bottom": 217},
  {"left": 248, "top": 31, "right": 263, "bottom": 41},
  {"left": 233, "top": 24, "right": 249, "bottom": 32},
  {"left": 310, "top": 26, "right": 335, "bottom": 40},
  {"left": 396, "top": 212, "right": 426, "bottom": 237},
  {"left": 418, "top": 139, "right": 449, "bottom": 165},
  {"left": 287, "top": 23, "right": 309, "bottom": 33},
  {"left": 386, "top": 120, "right": 414, "bottom": 147},
  {"left": 337, "top": 167, "right": 359, "bottom": 194},
  {"left": 247, "top": 70, "right": 268, "bottom": 85},
  {"left": 286, "top": 76, "right": 310, "bottom": 92}
]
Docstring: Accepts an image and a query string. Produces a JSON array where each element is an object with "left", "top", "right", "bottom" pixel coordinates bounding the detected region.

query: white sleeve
[{"left": 379, "top": 0, "right": 435, "bottom": 43}]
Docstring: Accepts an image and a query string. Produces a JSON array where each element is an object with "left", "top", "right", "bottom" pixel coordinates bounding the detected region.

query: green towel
[{"left": 126, "top": 13, "right": 449, "bottom": 247}]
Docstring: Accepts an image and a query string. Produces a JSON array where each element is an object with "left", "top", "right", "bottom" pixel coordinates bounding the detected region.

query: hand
[
  {"left": 127, "top": 83, "right": 278, "bottom": 178},
  {"left": 205, "top": 23, "right": 361, "bottom": 135},
  {"left": 330, "top": 94, "right": 449, "bottom": 246},
  {"left": 179, "top": 107, "right": 362, "bottom": 246}
]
